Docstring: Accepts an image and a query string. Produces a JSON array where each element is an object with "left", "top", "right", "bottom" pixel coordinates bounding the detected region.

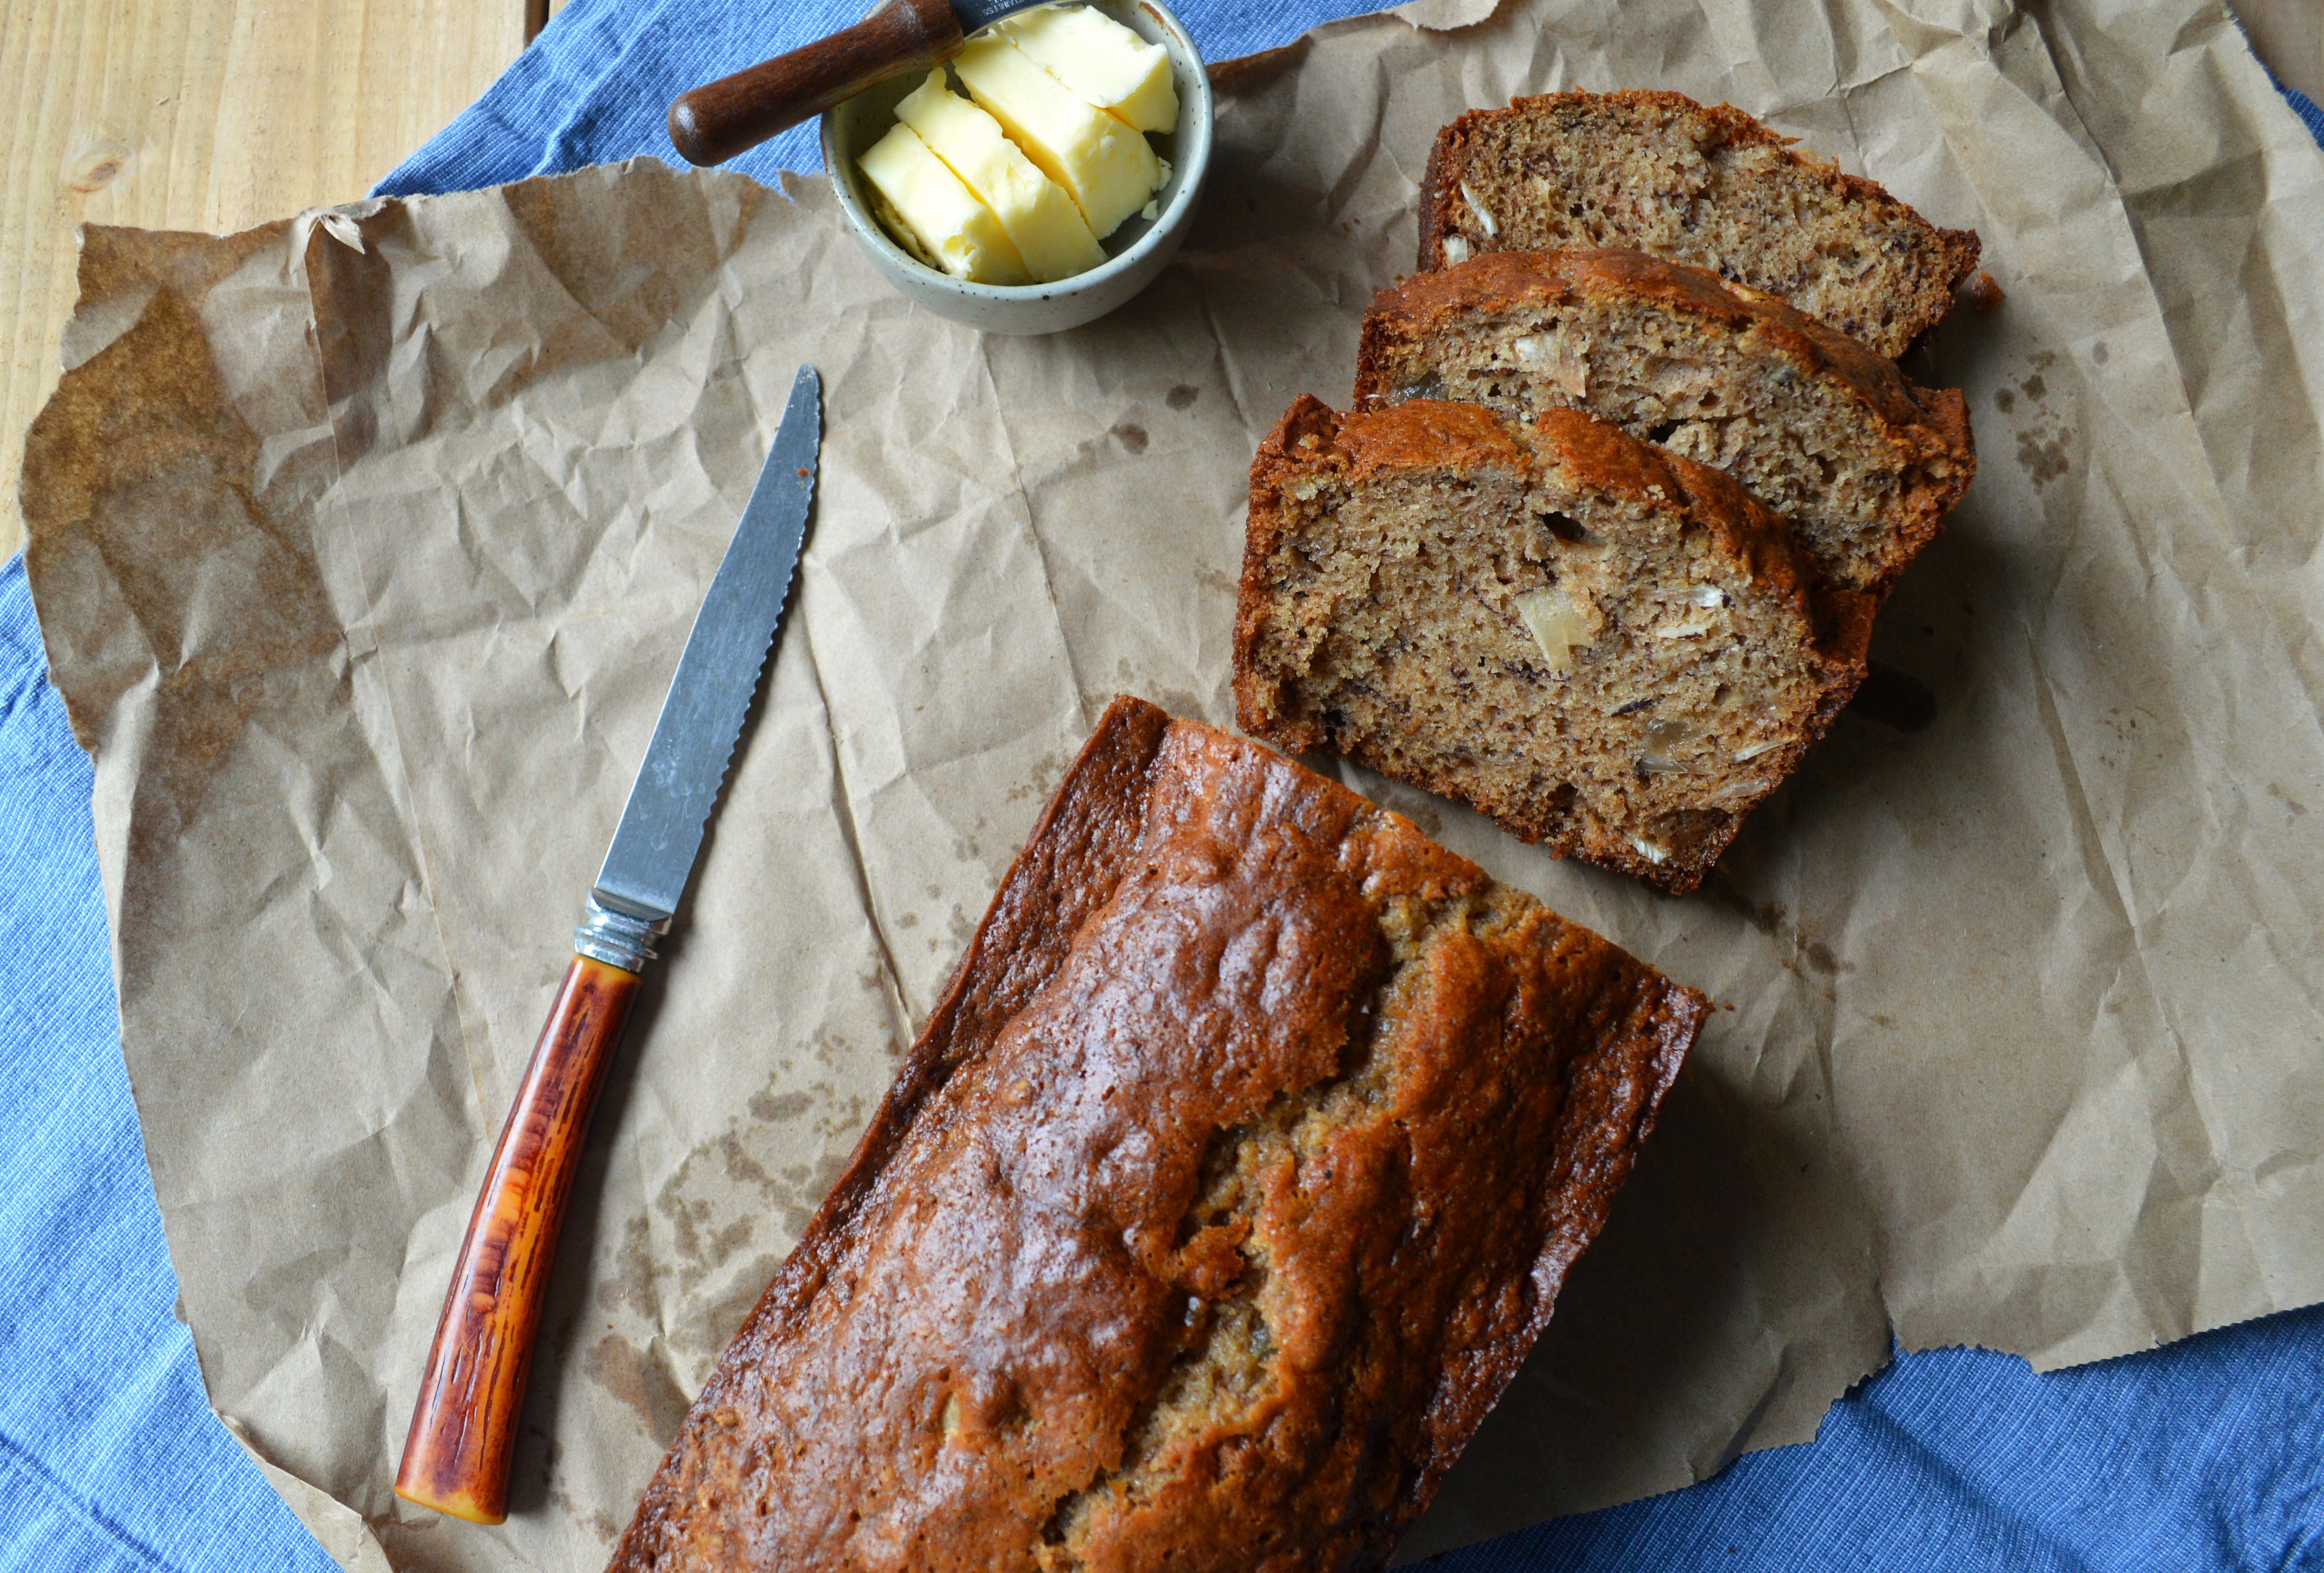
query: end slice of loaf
[
  {"left": 1236, "top": 396, "right": 1871, "bottom": 894},
  {"left": 1356, "top": 248, "right": 1976, "bottom": 594},
  {"left": 1418, "top": 90, "right": 1981, "bottom": 359}
]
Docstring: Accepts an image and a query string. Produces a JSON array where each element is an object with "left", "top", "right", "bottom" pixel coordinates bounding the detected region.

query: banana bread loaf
[
  {"left": 606, "top": 695, "right": 1705, "bottom": 1572},
  {"left": 1417, "top": 90, "right": 1981, "bottom": 359},
  {"left": 1236, "top": 397, "right": 1872, "bottom": 894},
  {"left": 1355, "top": 248, "right": 1976, "bottom": 594}
]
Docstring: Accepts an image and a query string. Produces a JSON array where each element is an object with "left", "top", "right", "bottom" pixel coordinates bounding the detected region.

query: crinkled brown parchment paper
[{"left": 20, "top": 0, "right": 2324, "bottom": 1566}]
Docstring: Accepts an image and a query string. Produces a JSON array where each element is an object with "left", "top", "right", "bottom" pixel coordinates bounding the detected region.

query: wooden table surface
[
  {"left": 1, "top": 1, "right": 2316, "bottom": 564},
  {"left": 0, "top": 0, "right": 531, "bottom": 562}
]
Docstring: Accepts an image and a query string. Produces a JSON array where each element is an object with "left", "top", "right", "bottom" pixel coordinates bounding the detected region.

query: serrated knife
[{"left": 393, "top": 365, "right": 822, "bottom": 1524}]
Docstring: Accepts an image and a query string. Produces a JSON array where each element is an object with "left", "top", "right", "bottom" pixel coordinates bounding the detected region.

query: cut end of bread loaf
[
  {"left": 1358, "top": 248, "right": 1976, "bottom": 594},
  {"left": 1418, "top": 90, "right": 1981, "bottom": 359},
  {"left": 1236, "top": 396, "right": 1871, "bottom": 894}
]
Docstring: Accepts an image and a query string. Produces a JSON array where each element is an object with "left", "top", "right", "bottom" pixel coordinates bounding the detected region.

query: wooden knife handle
[
  {"left": 394, "top": 954, "right": 641, "bottom": 1523},
  {"left": 668, "top": 0, "right": 965, "bottom": 166}
]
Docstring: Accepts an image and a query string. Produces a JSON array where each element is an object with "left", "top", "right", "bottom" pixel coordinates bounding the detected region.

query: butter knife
[
  {"left": 669, "top": 0, "right": 1045, "bottom": 167},
  {"left": 394, "top": 365, "right": 822, "bottom": 1524}
]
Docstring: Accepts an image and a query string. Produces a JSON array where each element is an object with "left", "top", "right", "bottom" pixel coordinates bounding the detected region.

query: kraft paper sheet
[{"left": 20, "top": 0, "right": 2324, "bottom": 1565}]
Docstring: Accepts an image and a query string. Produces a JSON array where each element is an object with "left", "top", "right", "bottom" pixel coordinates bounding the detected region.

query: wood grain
[
  {"left": 0, "top": 0, "right": 526, "bottom": 562},
  {"left": 396, "top": 952, "right": 642, "bottom": 1524}
]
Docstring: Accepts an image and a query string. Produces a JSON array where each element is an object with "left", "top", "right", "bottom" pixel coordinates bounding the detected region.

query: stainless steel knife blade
[
  {"left": 589, "top": 364, "right": 821, "bottom": 938},
  {"left": 952, "top": 0, "right": 1043, "bottom": 33}
]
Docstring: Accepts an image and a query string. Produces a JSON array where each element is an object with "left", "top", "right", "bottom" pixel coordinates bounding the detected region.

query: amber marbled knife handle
[{"left": 394, "top": 952, "right": 641, "bottom": 1523}]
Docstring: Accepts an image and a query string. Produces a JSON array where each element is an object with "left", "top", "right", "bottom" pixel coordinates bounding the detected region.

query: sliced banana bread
[
  {"left": 607, "top": 696, "right": 1705, "bottom": 1571},
  {"left": 1236, "top": 396, "right": 1872, "bottom": 894},
  {"left": 1355, "top": 248, "right": 1975, "bottom": 594},
  {"left": 1418, "top": 90, "right": 1981, "bottom": 359}
]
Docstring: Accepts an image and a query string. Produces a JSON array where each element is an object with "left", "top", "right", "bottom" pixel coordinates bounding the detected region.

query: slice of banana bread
[
  {"left": 1417, "top": 91, "right": 1981, "bottom": 359},
  {"left": 1355, "top": 248, "right": 1976, "bottom": 594},
  {"left": 1236, "top": 396, "right": 1872, "bottom": 894},
  {"left": 606, "top": 696, "right": 1705, "bottom": 1572}
]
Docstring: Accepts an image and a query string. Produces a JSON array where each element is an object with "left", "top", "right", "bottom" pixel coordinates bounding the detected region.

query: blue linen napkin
[
  {"left": 0, "top": 557, "right": 338, "bottom": 1573},
  {"left": 5, "top": 2, "right": 2323, "bottom": 1567},
  {"left": 374, "top": 0, "right": 1399, "bottom": 198}
]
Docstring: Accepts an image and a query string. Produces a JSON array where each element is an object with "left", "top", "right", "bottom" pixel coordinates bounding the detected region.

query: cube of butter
[
  {"left": 893, "top": 71, "right": 1105, "bottom": 284},
  {"left": 857, "top": 122, "right": 1031, "bottom": 285},
  {"left": 953, "top": 33, "right": 1160, "bottom": 240},
  {"left": 994, "top": 5, "right": 1178, "bottom": 134}
]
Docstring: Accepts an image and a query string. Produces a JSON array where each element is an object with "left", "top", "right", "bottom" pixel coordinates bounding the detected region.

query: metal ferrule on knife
[{"left": 574, "top": 896, "right": 667, "bottom": 974}]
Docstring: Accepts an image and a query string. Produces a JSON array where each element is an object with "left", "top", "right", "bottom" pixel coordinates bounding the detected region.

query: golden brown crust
[
  {"left": 1417, "top": 89, "right": 1981, "bottom": 358},
  {"left": 1236, "top": 398, "right": 1868, "bottom": 895},
  {"left": 607, "top": 696, "right": 1705, "bottom": 1571},
  {"left": 1235, "top": 396, "right": 1341, "bottom": 748},
  {"left": 1361, "top": 249, "right": 1947, "bottom": 437},
  {"left": 1809, "top": 587, "right": 1879, "bottom": 729},
  {"left": 1236, "top": 396, "right": 1823, "bottom": 773},
  {"left": 1290, "top": 396, "right": 1816, "bottom": 606},
  {"left": 1335, "top": 393, "right": 1531, "bottom": 479},
  {"left": 1913, "top": 385, "right": 1974, "bottom": 472},
  {"left": 1353, "top": 248, "right": 1977, "bottom": 597},
  {"left": 1527, "top": 403, "right": 1824, "bottom": 624},
  {"left": 1242, "top": 397, "right": 1829, "bottom": 682},
  {"left": 1595, "top": 412, "right": 1819, "bottom": 611}
]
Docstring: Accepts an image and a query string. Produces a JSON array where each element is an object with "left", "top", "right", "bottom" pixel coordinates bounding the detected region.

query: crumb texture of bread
[
  {"left": 606, "top": 696, "right": 1705, "bottom": 1573},
  {"left": 1418, "top": 90, "right": 1981, "bottom": 359},
  {"left": 1357, "top": 248, "right": 1976, "bottom": 594},
  {"left": 1236, "top": 397, "right": 1871, "bottom": 893}
]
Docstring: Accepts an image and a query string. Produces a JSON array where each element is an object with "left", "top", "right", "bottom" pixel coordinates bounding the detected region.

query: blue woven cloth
[
  {"left": 374, "top": 0, "right": 1395, "bottom": 196},
  {"left": 6, "top": 2, "right": 2323, "bottom": 1567},
  {"left": 2286, "top": 82, "right": 2324, "bottom": 146},
  {"left": 0, "top": 559, "right": 337, "bottom": 1573}
]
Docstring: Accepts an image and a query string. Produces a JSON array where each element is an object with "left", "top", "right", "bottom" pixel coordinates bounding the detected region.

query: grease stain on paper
[
  {"left": 1007, "top": 747, "right": 1074, "bottom": 804},
  {"left": 600, "top": 1214, "right": 659, "bottom": 1319},
  {"left": 1998, "top": 352, "right": 2075, "bottom": 487},
  {"left": 596, "top": 1059, "right": 883, "bottom": 1374},
  {"left": 750, "top": 1088, "right": 813, "bottom": 1122},
  {"left": 583, "top": 1332, "right": 691, "bottom": 1441},
  {"left": 682, "top": 1256, "right": 787, "bottom": 1358},
  {"left": 2017, "top": 426, "right": 2073, "bottom": 486},
  {"left": 1713, "top": 887, "right": 1852, "bottom": 989}
]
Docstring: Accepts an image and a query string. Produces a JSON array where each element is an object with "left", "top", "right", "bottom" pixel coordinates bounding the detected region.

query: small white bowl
[{"left": 821, "top": 0, "right": 1214, "bottom": 335}]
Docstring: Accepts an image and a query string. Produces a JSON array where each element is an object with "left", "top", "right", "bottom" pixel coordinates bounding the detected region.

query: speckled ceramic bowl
[{"left": 821, "top": 0, "right": 1214, "bottom": 335}]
